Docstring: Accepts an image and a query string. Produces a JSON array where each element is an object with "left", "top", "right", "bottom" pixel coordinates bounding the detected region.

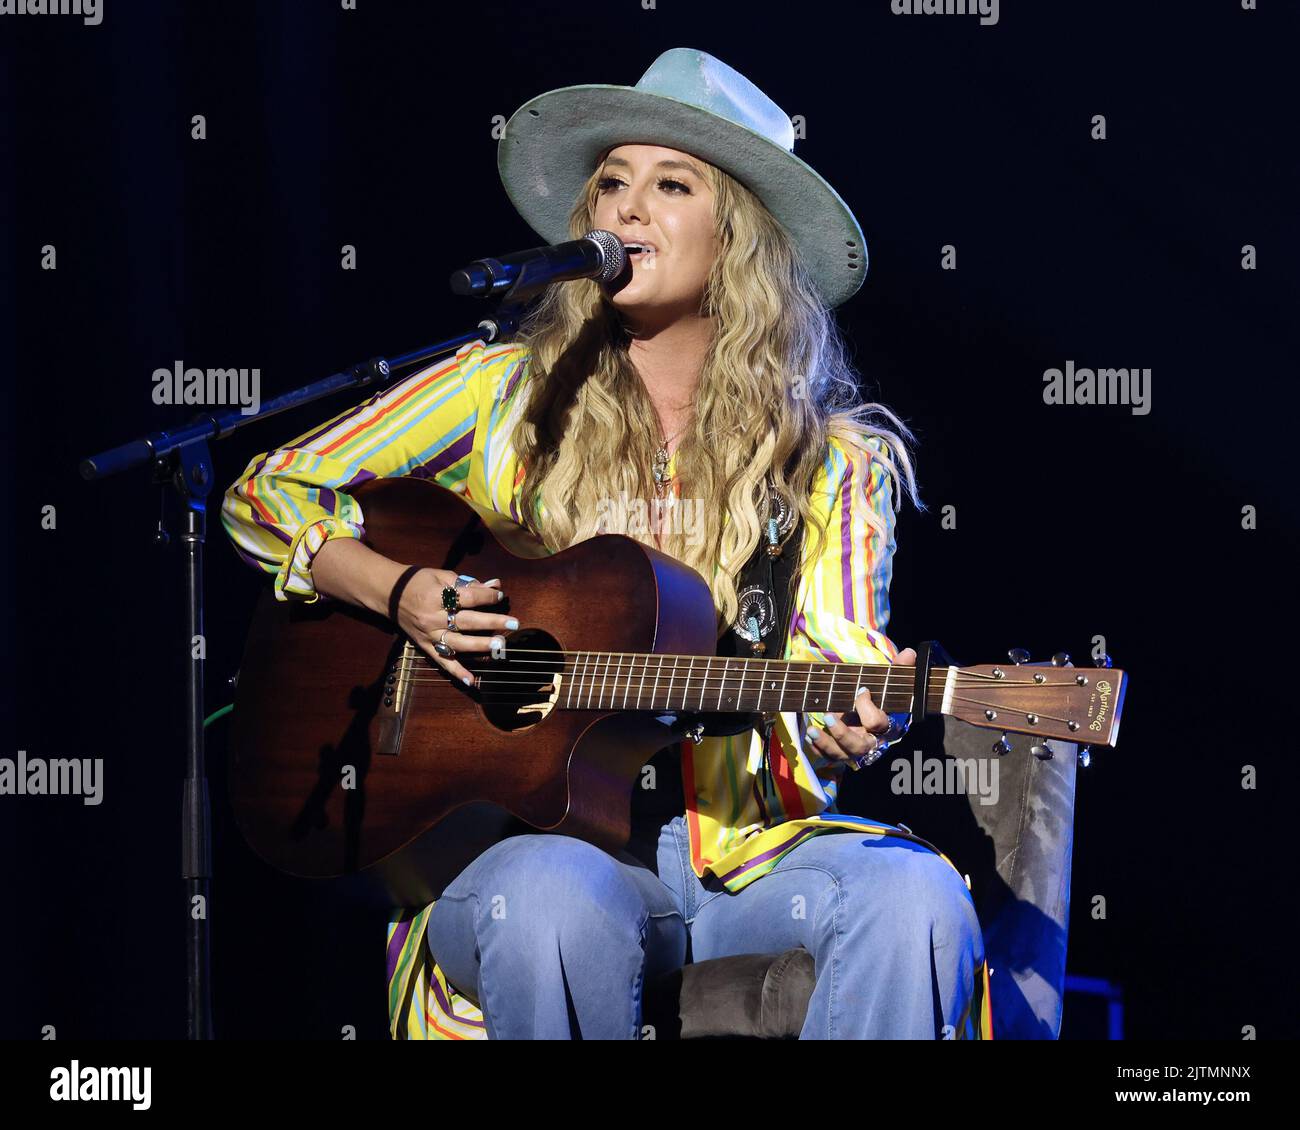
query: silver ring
[
  {"left": 876, "top": 714, "right": 909, "bottom": 747},
  {"left": 433, "top": 629, "right": 456, "bottom": 658},
  {"left": 454, "top": 574, "right": 476, "bottom": 589},
  {"left": 446, "top": 611, "right": 458, "bottom": 632},
  {"left": 852, "top": 738, "right": 892, "bottom": 771}
]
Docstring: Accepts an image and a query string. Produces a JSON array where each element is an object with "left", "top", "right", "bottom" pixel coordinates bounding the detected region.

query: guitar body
[{"left": 229, "top": 476, "right": 718, "bottom": 903}]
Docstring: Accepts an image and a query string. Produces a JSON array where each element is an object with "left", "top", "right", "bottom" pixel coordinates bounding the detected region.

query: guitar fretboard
[{"left": 557, "top": 653, "right": 930, "bottom": 715}]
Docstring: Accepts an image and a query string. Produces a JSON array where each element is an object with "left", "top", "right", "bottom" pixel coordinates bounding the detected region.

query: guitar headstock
[{"left": 942, "top": 652, "right": 1127, "bottom": 748}]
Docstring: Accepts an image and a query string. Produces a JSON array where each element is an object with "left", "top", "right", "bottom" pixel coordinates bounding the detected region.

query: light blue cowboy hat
[{"left": 497, "top": 47, "right": 867, "bottom": 309}]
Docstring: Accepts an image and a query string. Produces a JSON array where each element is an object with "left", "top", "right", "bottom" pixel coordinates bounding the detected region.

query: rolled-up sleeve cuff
[{"left": 274, "top": 517, "right": 366, "bottom": 603}]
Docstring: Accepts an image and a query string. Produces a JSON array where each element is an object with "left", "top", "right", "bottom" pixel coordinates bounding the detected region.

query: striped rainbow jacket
[{"left": 221, "top": 340, "right": 993, "bottom": 1040}]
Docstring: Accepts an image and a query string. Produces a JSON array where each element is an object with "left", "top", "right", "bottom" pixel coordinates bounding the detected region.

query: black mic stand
[{"left": 78, "top": 303, "right": 525, "bottom": 1039}]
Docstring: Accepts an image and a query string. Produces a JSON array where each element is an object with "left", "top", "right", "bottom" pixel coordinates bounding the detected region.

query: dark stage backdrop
[{"left": 6, "top": 0, "right": 1296, "bottom": 1040}]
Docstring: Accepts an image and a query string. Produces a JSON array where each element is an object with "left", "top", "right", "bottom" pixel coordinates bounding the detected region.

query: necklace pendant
[{"left": 653, "top": 444, "right": 670, "bottom": 489}]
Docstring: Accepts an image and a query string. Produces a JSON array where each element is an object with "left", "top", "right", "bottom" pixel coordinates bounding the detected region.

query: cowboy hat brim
[{"left": 497, "top": 83, "right": 867, "bottom": 309}]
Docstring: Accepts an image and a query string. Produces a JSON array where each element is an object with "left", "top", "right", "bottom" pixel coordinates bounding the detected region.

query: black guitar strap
[{"left": 714, "top": 476, "right": 806, "bottom": 795}]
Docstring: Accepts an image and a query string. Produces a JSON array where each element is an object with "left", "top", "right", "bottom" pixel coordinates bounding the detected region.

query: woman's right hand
[{"left": 397, "top": 568, "right": 518, "bottom": 687}]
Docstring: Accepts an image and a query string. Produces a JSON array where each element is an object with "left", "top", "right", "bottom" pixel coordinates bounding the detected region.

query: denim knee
[
  {"left": 451, "top": 834, "right": 659, "bottom": 949},
  {"left": 842, "top": 845, "right": 982, "bottom": 958}
]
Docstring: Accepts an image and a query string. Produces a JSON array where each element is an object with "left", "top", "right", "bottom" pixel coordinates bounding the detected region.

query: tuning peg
[
  {"left": 991, "top": 734, "right": 1012, "bottom": 756},
  {"left": 1051, "top": 651, "right": 1070, "bottom": 667},
  {"left": 1078, "top": 746, "right": 1092, "bottom": 768},
  {"left": 1007, "top": 647, "right": 1031, "bottom": 665},
  {"left": 1031, "top": 742, "right": 1053, "bottom": 761},
  {"left": 1093, "top": 653, "right": 1113, "bottom": 669}
]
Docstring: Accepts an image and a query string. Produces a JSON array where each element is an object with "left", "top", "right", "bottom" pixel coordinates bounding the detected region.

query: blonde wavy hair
[{"left": 511, "top": 149, "right": 922, "bottom": 633}]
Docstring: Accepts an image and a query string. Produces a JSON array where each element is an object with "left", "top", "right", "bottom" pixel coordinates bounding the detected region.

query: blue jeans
[{"left": 426, "top": 814, "right": 984, "bottom": 1039}]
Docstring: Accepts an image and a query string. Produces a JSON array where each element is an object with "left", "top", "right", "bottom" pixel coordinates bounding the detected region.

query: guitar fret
[
  {"left": 562, "top": 653, "right": 916, "bottom": 717},
  {"left": 548, "top": 657, "right": 935, "bottom": 717}
]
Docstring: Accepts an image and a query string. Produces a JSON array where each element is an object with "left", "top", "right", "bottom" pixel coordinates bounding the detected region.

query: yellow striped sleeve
[
  {"left": 787, "top": 432, "right": 904, "bottom": 749},
  {"left": 220, "top": 339, "right": 513, "bottom": 602}
]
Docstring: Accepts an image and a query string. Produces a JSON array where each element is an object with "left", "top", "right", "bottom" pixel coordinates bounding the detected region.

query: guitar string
[
  {"left": 401, "top": 643, "right": 1102, "bottom": 669},
  {"left": 400, "top": 687, "right": 944, "bottom": 707},
  {"left": 397, "top": 645, "right": 1073, "bottom": 676},
  {"left": 392, "top": 678, "right": 1024, "bottom": 703},
  {"left": 390, "top": 674, "right": 1082, "bottom": 718},
  {"left": 391, "top": 664, "right": 1073, "bottom": 690},
  {"left": 383, "top": 684, "right": 1080, "bottom": 729},
  {"left": 391, "top": 653, "right": 1074, "bottom": 679},
  {"left": 386, "top": 675, "right": 973, "bottom": 703},
  {"left": 395, "top": 687, "right": 942, "bottom": 709},
  {"left": 368, "top": 663, "right": 1087, "bottom": 722},
  {"left": 388, "top": 670, "right": 1031, "bottom": 691},
  {"left": 392, "top": 677, "right": 947, "bottom": 697},
  {"left": 393, "top": 655, "right": 1087, "bottom": 686}
]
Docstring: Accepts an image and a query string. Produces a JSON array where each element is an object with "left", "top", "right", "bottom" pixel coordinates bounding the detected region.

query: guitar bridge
[{"left": 377, "top": 639, "right": 418, "bottom": 756}]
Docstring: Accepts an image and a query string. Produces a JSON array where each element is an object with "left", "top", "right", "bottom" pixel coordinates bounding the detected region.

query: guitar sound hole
[{"left": 474, "top": 628, "right": 564, "bottom": 731}]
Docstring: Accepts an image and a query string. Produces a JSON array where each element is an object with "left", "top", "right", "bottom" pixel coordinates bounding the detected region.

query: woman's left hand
[{"left": 805, "top": 647, "right": 917, "bottom": 770}]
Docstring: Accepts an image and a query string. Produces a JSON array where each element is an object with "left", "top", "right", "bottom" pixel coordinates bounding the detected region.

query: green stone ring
[{"left": 441, "top": 586, "right": 461, "bottom": 614}]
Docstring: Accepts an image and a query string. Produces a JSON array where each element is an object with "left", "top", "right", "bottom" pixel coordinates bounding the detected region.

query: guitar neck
[
  {"left": 489, "top": 647, "right": 1124, "bottom": 746},
  {"left": 557, "top": 652, "right": 923, "bottom": 716}
]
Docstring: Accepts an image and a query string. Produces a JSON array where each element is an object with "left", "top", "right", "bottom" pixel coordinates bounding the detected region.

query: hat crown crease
[{"left": 634, "top": 48, "right": 796, "bottom": 153}]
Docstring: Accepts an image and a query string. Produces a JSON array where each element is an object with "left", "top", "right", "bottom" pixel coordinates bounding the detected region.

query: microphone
[{"left": 449, "top": 229, "right": 627, "bottom": 301}]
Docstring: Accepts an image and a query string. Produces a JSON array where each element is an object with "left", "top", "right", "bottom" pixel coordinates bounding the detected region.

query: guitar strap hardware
[{"left": 720, "top": 477, "right": 804, "bottom": 797}]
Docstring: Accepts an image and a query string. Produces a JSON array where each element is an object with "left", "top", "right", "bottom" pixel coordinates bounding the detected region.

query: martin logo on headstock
[{"left": 1089, "top": 679, "right": 1115, "bottom": 734}]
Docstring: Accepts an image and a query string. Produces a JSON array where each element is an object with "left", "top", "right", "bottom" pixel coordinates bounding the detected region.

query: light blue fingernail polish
[
  {"left": 855, "top": 685, "right": 869, "bottom": 697},
  {"left": 463, "top": 675, "right": 474, "bottom": 686},
  {"left": 807, "top": 726, "right": 821, "bottom": 741},
  {"left": 505, "top": 618, "right": 519, "bottom": 630}
]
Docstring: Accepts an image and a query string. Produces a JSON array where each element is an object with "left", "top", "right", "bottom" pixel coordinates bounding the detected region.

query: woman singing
[{"left": 222, "top": 48, "right": 990, "bottom": 1040}]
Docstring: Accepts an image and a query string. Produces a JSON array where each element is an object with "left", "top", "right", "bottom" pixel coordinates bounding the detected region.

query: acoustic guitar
[{"left": 229, "top": 477, "right": 1127, "bottom": 904}]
